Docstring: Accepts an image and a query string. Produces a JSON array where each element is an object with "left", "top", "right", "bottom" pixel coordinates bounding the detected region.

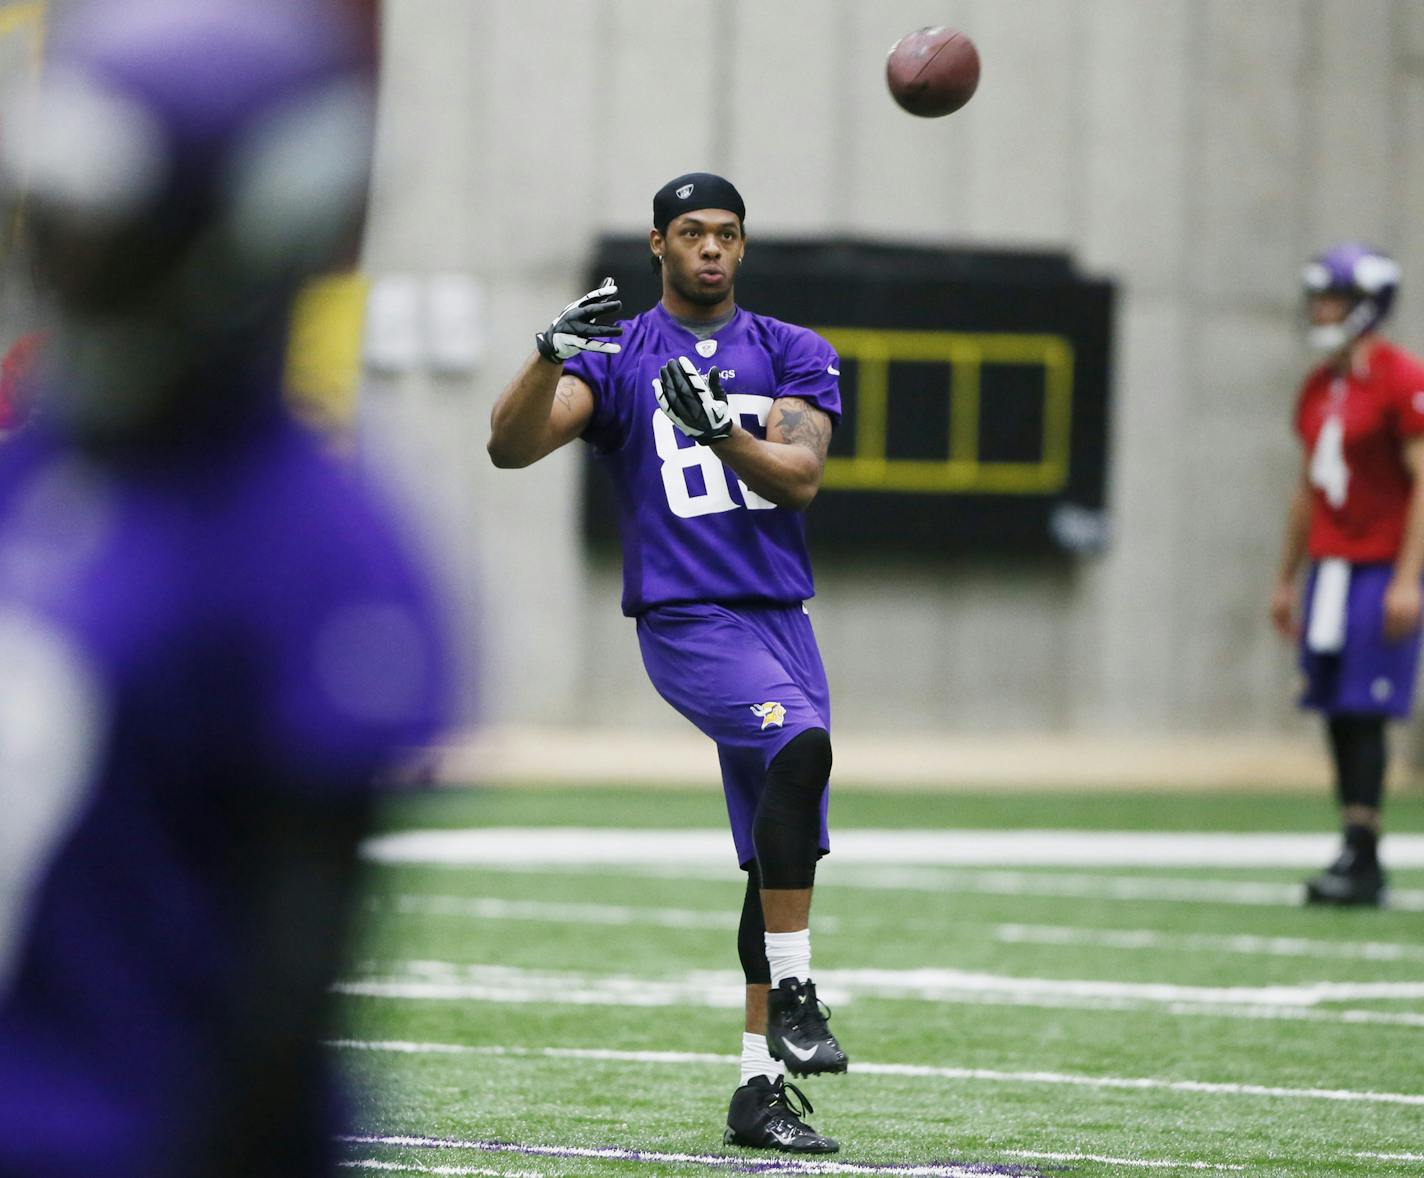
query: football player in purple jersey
[
  {"left": 0, "top": 3, "right": 449, "bottom": 1176},
  {"left": 490, "top": 174, "right": 846, "bottom": 1154}
]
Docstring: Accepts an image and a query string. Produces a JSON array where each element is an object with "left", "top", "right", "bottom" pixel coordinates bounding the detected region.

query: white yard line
[
  {"left": 1355, "top": 1153, "right": 1424, "bottom": 1161},
  {"left": 336, "top": 978, "right": 741, "bottom": 1009},
  {"left": 328, "top": 1040, "right": 1424, "bottom": 1107},
  {"left": 332, "top": 961, "right": 1424, "bottom": 1028},
  {"left": 993, "top": 923, "right": 1424, "bottom": 963},
  {"left": 824, "top": 867, "right": 1424, "bottom": 912},
  {"left": 376, "top": 893, "right": 837, "bottom": 933},
  {"left": 1003, "top": 1150, "right": 1243, "bottom": 1171},
  {"left": 339, "top": 1133, "right": 1028, "bottom": 1176},
  {"left": 361, "top": 827, "right": 1424, "bottom": 869}
]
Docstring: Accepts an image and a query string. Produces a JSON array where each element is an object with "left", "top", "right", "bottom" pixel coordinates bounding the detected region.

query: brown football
[{"left": 886, "top": 26, "right": 980, "bottom": 118}]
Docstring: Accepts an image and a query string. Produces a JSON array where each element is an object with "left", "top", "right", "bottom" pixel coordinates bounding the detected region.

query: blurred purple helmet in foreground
[{"left": 0, "top": 0, "right": 376, "bottom": 437}]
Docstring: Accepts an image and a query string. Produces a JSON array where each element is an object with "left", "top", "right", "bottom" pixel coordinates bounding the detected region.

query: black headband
[{"left": 652, "top": 172, "right": 746, "bottom": 234}]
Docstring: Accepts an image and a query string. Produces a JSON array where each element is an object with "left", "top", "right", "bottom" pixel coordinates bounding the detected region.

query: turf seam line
[
  {"left": 991, "top": 923, "right": 1424, "bottom": 962},
  {"left": 1004, "top": 1150, "right": 1244, "bottom": 1171},
  {"left": 371, "top": 893, "right": 840, "bottom": 932},
  {"left": 327, "top": 1040, "right": 1424, "bottom": 1106}
]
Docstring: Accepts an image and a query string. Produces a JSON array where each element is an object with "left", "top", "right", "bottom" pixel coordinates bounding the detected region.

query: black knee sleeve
[
  {"left": 753, "top": 727, "right": 832, "bottom": 890},
  {"left": 1327, "top": 713, "right": 1386, "bottom": 811},
  {"left": 737, "top": 861, "right": 770, "bottom": 985}
]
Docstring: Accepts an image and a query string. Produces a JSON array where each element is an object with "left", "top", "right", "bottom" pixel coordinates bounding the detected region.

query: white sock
[
  {"left": 764, "top": 928, "right": 812, "bottom": 988},
  {"left": 741, "top": 1032, "right": 783, "bottom": 1085}
]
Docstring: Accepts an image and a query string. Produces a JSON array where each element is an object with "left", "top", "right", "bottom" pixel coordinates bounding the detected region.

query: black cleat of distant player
[
  {"left": 724, "top": 1075, "right": 839, "bottom": 1154},
  {"left": 1304, "top": 849, "right": 1387, "bottom": 907},
  {"left": 766, "top": 977, "right": 848, "bottom": 1075}
]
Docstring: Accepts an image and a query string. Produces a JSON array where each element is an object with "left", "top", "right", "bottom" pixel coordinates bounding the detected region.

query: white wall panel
[
  {"left": 839, "top": 0, "right": 979, "bottom": 241},
  {"left": 724, "top": 0, "right": 844, "bottom": 234},
  {"left": 1302, "top": 0, "right": 1396, "bottom": 250},
  {"left": 1068, "top": 299, "right": 1189, "bottom": 732},
  {"left": 1078, "top": 0, "right": 1191, "bottom": 295},
  {"left": 961, "top": 0, "right": 1079, "bottom": 245},
  {"left": 1190, "top": 0, "right": 1311, "bottom": 309},
  {"left": 594, "top": 1, "right": 726, "bottom": 236},
  {"left": 1394, "top": 41, "right": 1424, "bottom": 349},
  {"left": 368, "top": 1, "right": 491, "bottom": 269},
  {"left": 475, "top": 1, "right": 606, "bottom": 270},
  {"left": 357, "top": 0, "right": 1424, "bottom": 738}
]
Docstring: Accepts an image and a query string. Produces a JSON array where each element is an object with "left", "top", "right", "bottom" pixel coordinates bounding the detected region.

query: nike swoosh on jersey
[{"left": 827, "top": 364, "right": 839, "bottom": 375}]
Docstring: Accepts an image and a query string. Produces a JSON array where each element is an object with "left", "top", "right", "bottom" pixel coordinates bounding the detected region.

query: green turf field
[{"left": 335, "top": 786, "right": 1424, "bottom": 1178}]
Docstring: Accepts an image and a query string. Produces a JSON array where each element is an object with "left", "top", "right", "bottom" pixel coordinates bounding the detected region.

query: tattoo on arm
[
  {"left": 774, "top": 397, "right": 832, "bottom": 461},
  {"left": 555, "top": 377, "right": 578, "bottom": 414}
]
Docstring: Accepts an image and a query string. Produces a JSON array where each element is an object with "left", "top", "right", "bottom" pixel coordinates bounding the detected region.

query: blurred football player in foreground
[
  {"left": 1270, "top": 244, "right": 1424, "bottom": 907},
  {"left": 0, "top": 3, "right": 449, "bottom": 1176}
]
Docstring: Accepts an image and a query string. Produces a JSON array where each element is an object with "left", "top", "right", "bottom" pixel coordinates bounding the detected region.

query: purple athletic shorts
[
  {"left": 1300, "top": 561, "right": 1424, "bottom": 718},
  {"left": 637, "top": 601, "right": 831, "bottom": 867}
]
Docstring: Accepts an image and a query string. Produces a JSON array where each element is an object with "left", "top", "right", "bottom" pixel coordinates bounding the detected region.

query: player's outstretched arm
[
  {"left": 1270, "top": 458, "right": 1312, "bottom": 639},
  {"left": 715, "top": 395, "right": 832, "bottom": 511},
  {"left": 488, "top": 359, "right": 595, "bottom": 468},
  {"left": 487, "top": 279, "right": 619, "bottom": 468},
  {"left": 1384, "top": 436, "right": 1424, "bottom": 640}
]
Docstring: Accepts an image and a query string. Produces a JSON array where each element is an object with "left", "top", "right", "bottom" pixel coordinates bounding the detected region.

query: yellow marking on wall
[
  {"left": 0, "top": 1, "right": 47, "bottom": 263},
  {"left": 815, "top": 328, "right": 1075, "bottom": 495},
  {"left": 285, "top": 272, "right": 369, "bottom": 434},
  {"left": 0, "top": 1, "right": 45, "bottom": 44}
]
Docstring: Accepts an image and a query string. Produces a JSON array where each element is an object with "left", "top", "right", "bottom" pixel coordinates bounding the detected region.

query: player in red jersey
[
  {"left": 0, "top": 331, "right": 44, "bottom": 438},
  {"left": 1270, "top": 243, "right": 1424, "bottom": 906}
]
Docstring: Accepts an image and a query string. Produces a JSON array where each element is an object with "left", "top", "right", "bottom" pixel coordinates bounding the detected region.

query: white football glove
[
  {"left": 654, "top": 356, "right": 733, "bottom": 443},
  {"left": 535, "top": 276, "right": 623, "bottom": 362}
]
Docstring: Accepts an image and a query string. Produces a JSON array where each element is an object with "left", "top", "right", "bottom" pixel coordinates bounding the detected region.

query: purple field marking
[
  {"left": 341, "top": 1161, "right": 544, "bottom": 1177},
  {"left": 337, "top": 1133, "right": 1059, "bottom": 1177}
]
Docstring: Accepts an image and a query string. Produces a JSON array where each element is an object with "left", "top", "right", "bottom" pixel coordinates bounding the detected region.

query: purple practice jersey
[
  {"left": 0, "top": 411, "right": 449, "bottom": 1178},
  {"left": 563, "top": 303, "right": 841, "bottom": 615}
]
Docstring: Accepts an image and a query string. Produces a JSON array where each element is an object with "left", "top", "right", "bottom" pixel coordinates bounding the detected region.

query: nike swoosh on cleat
[{"left": 783, "top": 1040, "right": 819, "bottom": 1062}]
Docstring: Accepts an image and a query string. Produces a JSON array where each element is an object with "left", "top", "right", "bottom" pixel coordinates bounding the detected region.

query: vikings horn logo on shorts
[{"left": 750, "top": 701, "right": 786, "bottom": 730}]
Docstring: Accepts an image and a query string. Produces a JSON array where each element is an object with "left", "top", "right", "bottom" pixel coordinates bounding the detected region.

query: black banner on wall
[{"left": 581, "top": 238, "right": 1115, "bottom": 555}]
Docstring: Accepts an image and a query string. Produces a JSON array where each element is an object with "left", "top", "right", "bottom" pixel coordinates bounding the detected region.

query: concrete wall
[
  {"left": 19, "top": 0, "right": 1409, "bottom": 744},
  {"left": 361, "top": 0, "right": 1424, "bottom": 741}
]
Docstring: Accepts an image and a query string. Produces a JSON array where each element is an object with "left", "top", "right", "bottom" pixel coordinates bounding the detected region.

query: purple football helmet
[
  {"left": 1302, "top": 242, "right": 1400, "bottom": 355},
  {"left": 0, "top": 0, "right": 376, "bottom": 438}
]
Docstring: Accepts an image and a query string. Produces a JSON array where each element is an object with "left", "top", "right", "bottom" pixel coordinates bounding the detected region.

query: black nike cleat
[
  {"left": 1305, "top": 850, "right": 1387, "bottom": 907},
  {"left": 766, "top": 977, "right": 848, "bottom": 1075},
  {"left": 723, "top": 1074, "right": 839, "bottom": 1153}
]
